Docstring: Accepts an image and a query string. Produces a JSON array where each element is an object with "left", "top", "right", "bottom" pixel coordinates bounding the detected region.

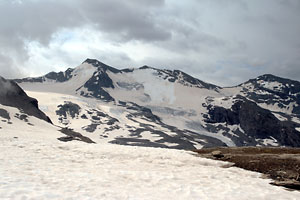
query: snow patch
[
  {"left": 256, "top": 137, "right": 279, "bottom": 147},
  {"left": 292, "top": 117, "right": 300, "bottom": 124},
  {"left": 259, "top": 102, "right": 295, "bottom": 114},
  {"left": 273, "top": 113, "right": 288, "bottom": 121},
  {"left": 259, "top": 81, "right": 284, "bottom": 92},
  {"left": 140, "top": 131, "right": 163, "bottom": 142}
]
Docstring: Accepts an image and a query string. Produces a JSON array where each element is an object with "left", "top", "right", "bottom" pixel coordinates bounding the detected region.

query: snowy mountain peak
[
  {"left": 255, "top": 74, "right": 300, "bottom": 84},
  {"left": 83, "top": 58, "right": 121, "bottom": 73},
  {"left": 227, "top": 74, "right": 300, "bottom": 116},
  {"left": 139, "top": 65, "right": 152, "bottom": 70},
  {"left": 241, "top": 74, "right": 300, "bottom": 97},
  {"left": 243, "top": 74, "right": 300, "bottom": 92},
  {"left": 257, "top": 73, "right": 281, "bottom": 80}
]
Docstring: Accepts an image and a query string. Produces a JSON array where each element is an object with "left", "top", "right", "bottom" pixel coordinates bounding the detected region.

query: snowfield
[{"left": 0, "top": 132, "right": 299, "bottom": 199}]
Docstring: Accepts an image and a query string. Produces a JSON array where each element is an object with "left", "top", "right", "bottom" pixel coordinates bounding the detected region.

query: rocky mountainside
[
  {"left": 0, "top": 76, "right": 51, "bottom": 124},
  {"left": 12, "top": 59, "right": 300, "bottom": 149}
]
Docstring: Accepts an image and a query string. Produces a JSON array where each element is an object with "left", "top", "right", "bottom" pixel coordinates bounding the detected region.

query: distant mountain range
[{"left": 1, "top": 58, "right": 300, "bottom": 149}]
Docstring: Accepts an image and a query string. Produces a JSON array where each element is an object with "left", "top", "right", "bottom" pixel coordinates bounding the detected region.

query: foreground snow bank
[{"left": 0, "top": 135, "right": 299, "bottom": 200}]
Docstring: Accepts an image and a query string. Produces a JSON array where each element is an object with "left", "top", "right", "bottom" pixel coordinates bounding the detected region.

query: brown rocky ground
[{"left": 194, "top": 147, "right": 300, "bottom": 191}]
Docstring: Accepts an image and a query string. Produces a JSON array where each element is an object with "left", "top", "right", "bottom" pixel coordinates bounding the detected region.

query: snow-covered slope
[
  {"left": 0, "top": 104, "right": 62, "bottom": 140},
  {"left": 0, "top": 76, "right": 95, "bottom": 144},
  {"left": 1, "top": 84, "right": 298, "bottom": 199},
  {"left": 25, "top": 91, "right": 227, "bottom": 149},
  {"left": 14, "top": 59, "right": 300, "bottom": 148},
  {"left": 16, "top": 62, "right": 97, "bottom": 95},
  {"left": 1, "top": 132, "right": 300, "bottom": 200}
]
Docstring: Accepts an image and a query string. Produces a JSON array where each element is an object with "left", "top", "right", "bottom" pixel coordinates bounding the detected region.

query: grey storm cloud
[
  {"left": 0, "top": 0, "right": 299, "bottom": 86},
  {"left": 0, "top": 0, "right": 169, "bottom": 52},
  {"left": 0, "top": 0, "right": 169, "bottom": 42},
  {"left": 80, "top": 0, "right": 170, "bottom": 42}
]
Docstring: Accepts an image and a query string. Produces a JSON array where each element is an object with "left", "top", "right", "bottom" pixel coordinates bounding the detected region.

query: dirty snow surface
[{"left": 1, "top": 134, "right": 299, "bottom": 200}]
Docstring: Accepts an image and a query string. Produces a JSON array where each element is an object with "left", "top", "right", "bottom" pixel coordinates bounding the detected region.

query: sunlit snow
[{"left": 0, "top": 133, "right": 299, "bottom": 199}]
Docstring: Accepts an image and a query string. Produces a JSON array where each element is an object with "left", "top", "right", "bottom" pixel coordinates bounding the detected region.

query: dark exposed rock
[
  {"left": 91, "top": 116, "right": 100, "bottom": 121},
  {"left": 83, "top": 123, "right": 99, "bottom": 133},
  {"left": 0, "top": 108, "right": 10, "bottom": 120},
  {"left": 240, "top": 74, "right": 300, "bottom": 115},
  {"left": 211, "top": 150, "right": 224, "bottom": 159},
  {"left": 118, "top": 101, "right": 127, "bottom": 106},
  {"left": 271, "top": 180, "right": 300, "bottom": 190},
  {"left": 0, "top": 76, "right": 52, "bottom": 123},
  {"left": 121, "top": 68, "right": 134, "bottom": 73},
  {"left": 107, "top": 118, "right": 118, "bottom": 125},
  {"left": 56, "top": 101, "right": 81, "bottom": 119},
  {"left": 81, "top": 114, "right": 88, "bottom": 119},
  {"left": 205, "top": 98, "right": 300, "bottom": 147},
  {"left": 126, "top": 102, "right": 161, "bottom": 122},
  {"left": 14, "top": 113, "right": 29, "bottom": 122},
  {"left": 14, "top": 68, "right": 74, "bottom": 83},
  {"left": 104, "top": 125, "right": 121, "bottom": 133},
  {"left": 168, "top": 70, "right": 220, "bottom": 90},
  {"left": 205, "top": 105, "right": 239, "bottom": 125},
  {"left": 14, "top": 76, "right": 44, "bottom": 83},
  {"left": 59, "top": 128, "right": 95, "bottom": 143},
  {"left": 57, "top": 136, "right": 76, "bottom": 142},
  {"left": 139, "top": 65, "right": 151, "bottom": 70},
  {"left": 83, "top": 58, "right": 121, "bottom": 73},
  {"left": 82, "top": 109, "right": 119, "bottom": 133},
  {"left": 80, "top": 70, "right": 115, "bottom": 102}
]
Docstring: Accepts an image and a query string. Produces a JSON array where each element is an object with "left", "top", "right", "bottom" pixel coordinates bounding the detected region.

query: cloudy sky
[{"left": 0, "top": 0, "right": 299, "bottom": 86}]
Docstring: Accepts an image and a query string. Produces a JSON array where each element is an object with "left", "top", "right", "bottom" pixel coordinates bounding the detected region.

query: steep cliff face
[
  {"left": 0, "top": 76, "right": 51, "bottom": 123},
  {"left": 205, "top": 97, "right": 300, "bottom": 147}
]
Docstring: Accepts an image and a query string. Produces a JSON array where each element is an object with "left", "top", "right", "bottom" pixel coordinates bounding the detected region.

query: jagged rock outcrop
[
  {"left": 205, "top": 97, "right": 300, "bottom": 147},
  {"left": 0, "top": 76, "right": 52, "bottom": 123}
]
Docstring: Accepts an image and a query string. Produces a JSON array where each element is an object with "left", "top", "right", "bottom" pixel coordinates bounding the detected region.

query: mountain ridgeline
[{"left": 4, "top": 58, "right": 300, "bottom": 149}]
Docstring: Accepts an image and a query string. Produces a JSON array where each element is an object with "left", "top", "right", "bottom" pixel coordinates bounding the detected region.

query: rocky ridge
[{"left": 10, "top": 59, "right": 300, "bottom": 149}]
